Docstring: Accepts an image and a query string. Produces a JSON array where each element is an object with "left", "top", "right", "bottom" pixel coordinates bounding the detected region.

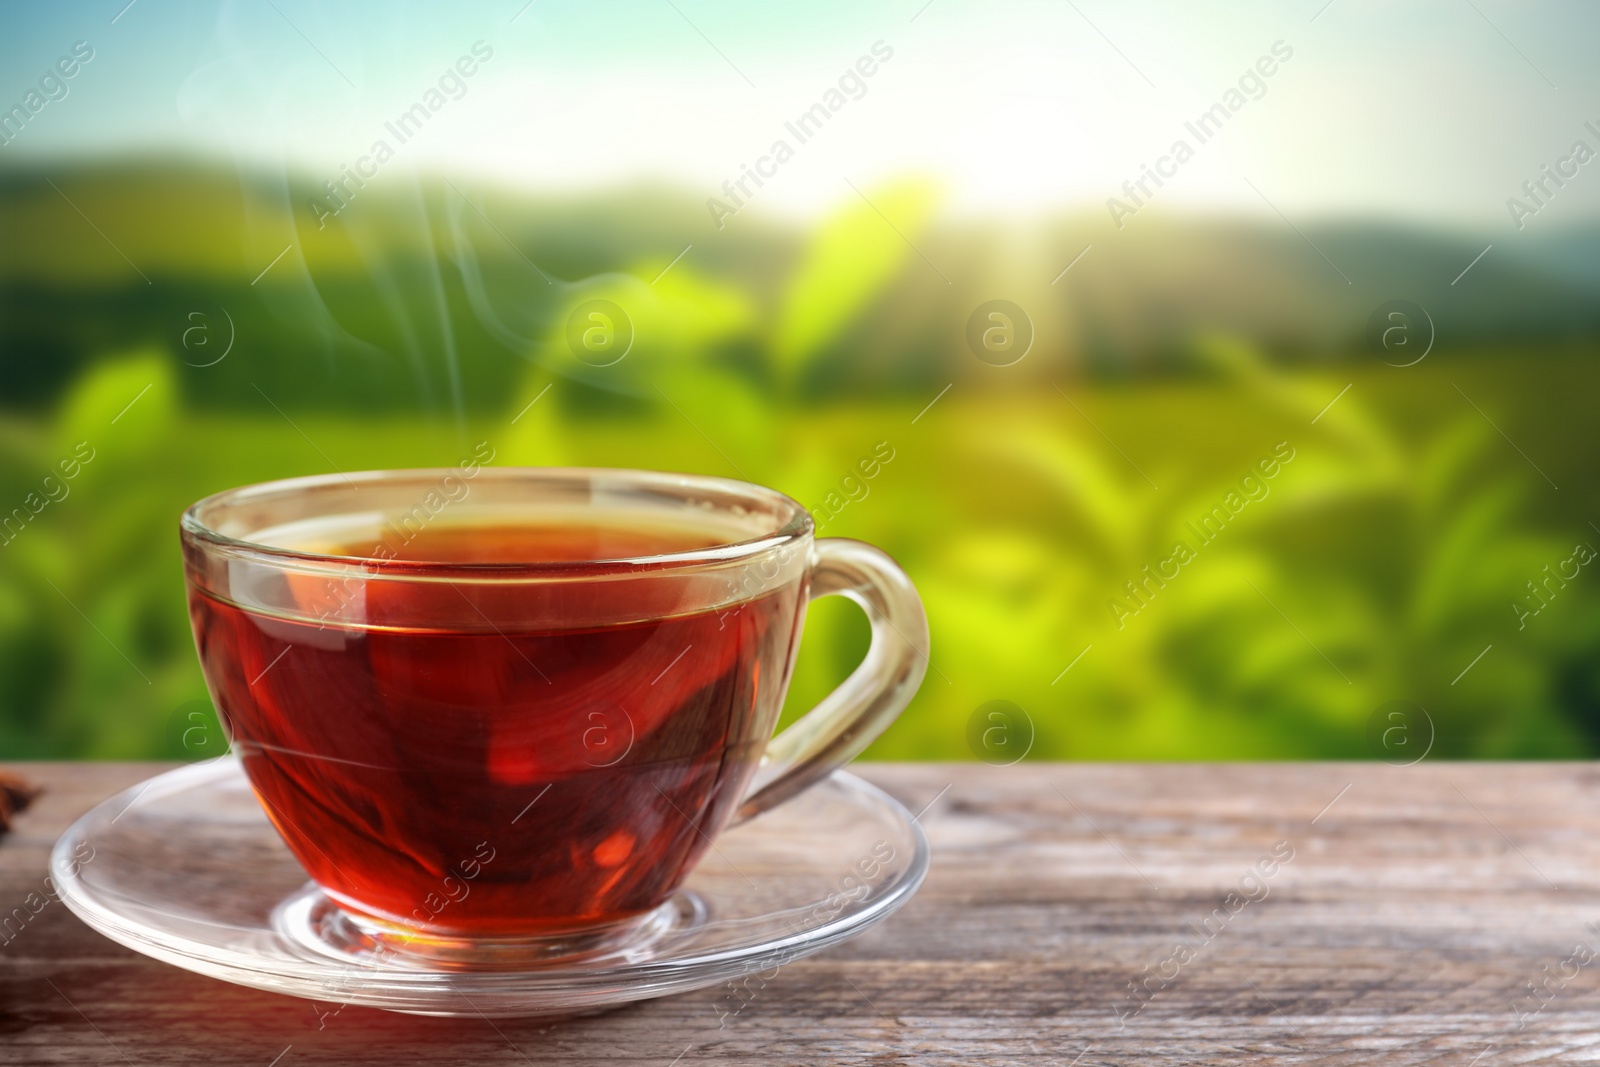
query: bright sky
[{"left": 3, "top": 0, "right": 1599, "bottom": 231}]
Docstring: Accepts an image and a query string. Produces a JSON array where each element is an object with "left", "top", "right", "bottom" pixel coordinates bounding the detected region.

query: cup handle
[{"left": 732, "top": 538, "right": 929, "bottom": 823}]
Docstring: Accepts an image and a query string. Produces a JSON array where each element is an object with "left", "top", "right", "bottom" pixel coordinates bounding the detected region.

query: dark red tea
[{"left": 187, "top": 519, "right": 804, "bottom": 939}]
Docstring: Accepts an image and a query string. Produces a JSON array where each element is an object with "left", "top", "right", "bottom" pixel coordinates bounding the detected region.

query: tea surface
[{"left": 188, "top": 519, "right": 803, "bottom": 937}]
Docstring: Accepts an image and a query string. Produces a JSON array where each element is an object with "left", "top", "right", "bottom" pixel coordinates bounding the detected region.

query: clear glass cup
[{"left": 180, "top": 467, "right": 928, "bottom": 964}]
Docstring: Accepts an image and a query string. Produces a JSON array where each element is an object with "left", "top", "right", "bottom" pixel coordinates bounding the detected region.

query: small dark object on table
[{"left": 0, "top": 770, "right": 40, "bottom": 834}]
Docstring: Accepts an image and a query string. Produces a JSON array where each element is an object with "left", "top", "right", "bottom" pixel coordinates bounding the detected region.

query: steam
[
  {"left": 444, "top": 190, "right": 541, "bottom": 356},
  {"left": 174, "top": 2, "right": 474, "bottom": 431},
  {"left": 172, "top": 1, "right": 678, "bottom": 427}
]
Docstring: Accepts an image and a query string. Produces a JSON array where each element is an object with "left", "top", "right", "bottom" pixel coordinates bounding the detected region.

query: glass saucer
[{"left": 50, "top": 757, "right": 928, "bottom": 1017}]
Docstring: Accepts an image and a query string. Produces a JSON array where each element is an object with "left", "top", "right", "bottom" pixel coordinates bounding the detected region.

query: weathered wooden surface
[{"left": 3, "top": 762, "right": 1597, "bottom": 1064}]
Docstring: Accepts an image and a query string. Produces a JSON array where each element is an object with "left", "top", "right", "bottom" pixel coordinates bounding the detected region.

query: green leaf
[{"left": 774, "top": 179, "right": 940, "bottom": 375}]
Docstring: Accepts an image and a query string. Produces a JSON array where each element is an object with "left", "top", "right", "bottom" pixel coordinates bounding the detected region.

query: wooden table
[{"left": 1, "top": 762, "right": 1593, "bottom": 1065}]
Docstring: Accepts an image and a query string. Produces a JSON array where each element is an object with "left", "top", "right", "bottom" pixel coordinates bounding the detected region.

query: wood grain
[{"left": 2, "top": 762, "right": 1596, "bottom": 1065}]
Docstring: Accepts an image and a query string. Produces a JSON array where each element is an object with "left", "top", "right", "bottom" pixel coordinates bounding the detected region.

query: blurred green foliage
[{"left": 1, "top": 164, "right": 1598, "bottom": 760}]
